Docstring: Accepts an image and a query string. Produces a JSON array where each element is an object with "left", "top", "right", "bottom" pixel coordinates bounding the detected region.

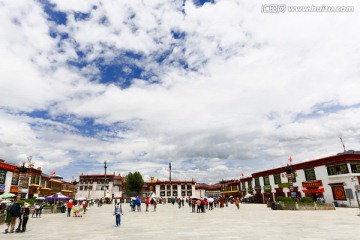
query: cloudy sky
[{"left": 1, "top": 0, "right": 360, "bottom": 184}]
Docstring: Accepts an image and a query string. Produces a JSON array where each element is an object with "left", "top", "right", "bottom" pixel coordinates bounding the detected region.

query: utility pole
[
  {"left": 169, "top": 162, "right": 172, "bottom": 197},
  {"left": 340, "top": 137, "right": 346, "bottom": 152},
  {"left": 104, "top": 160, "right": 107, "bottom": 198}
]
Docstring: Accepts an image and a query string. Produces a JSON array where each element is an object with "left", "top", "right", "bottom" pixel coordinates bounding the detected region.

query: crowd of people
[
  {"left": 125, "top": 196, "right": 240, "bottom": 215},
  {"left": 4, "top": 201, "right": 31, "bottom": 233},
  {"left": 129, "top": 196, "right": 157, "bottom": 212},
  {"left": 66, "top": 199, "right": 89, "bottom": 217},
  {"left": 2, "top": 195, "right": 242, "bottom": 232}
]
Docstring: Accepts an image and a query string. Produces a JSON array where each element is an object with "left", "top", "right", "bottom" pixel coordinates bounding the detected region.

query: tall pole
[
  {"left": 104, "top": 160, "right": 107, "bottom": 198},
  {"left": 169, "top": 162, "right": 172, "bottom": 197},
  {"left": 169, "top": 162, "right": 172, "bottom": 183}
]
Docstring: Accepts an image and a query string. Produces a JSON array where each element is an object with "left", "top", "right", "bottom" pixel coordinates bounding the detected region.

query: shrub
[
  {"left": 300, "top": 197, "right": 313, "bottom": 203},
  {"left": 18, "top": 200, "right": 26, "bottom": 206},
  {"left": 276, "top": 196, "right": 294, "bottom": 203}
]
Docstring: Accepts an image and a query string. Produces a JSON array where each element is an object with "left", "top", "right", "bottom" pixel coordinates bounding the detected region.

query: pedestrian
[
  {"left": 5, "top": 201, "right": 21, "bottom": 233},
  {"left": 67, "top": 200, "right": 73, "bottom": 217},
  {"left": 77, "top": 202, "right": 82, "bottom": 217},
  {"left": 32, "top": 202, "right": 40, "bottom": 218},
  {"left": 145, "top": 197, "right": 150, "bottom": 212},
  {"left": 191, "top": 199, "right": 196, "bottom": 212},
  {"left": 82, "top": 201, "right": 87, "bottom": 214},
  {"left": 72, "top": 202, "right": 78, "bottom": 217},
  {"left": 38, "top": 202, "right": 43, "bottom": 217},
  {"left": 130, "top": 198, "right": 135, "bottom": 211},
  {"left": 196, "top": 199, "right": 201, "bottom": 213},
  {"left": 219, "top": 197, "right": 224, "bottom": 208},
  {"left": 135, "top": 196, "right": 141, "bottom": 212},
  {"left": 21, "top": 203, "right": 30, "bottom": 232},
  {"left": 153, "top": 200, "right": 157, "bottom": 212},
  {"left": 235, "top": 198, "right": 240, "bottom": 210},
  {"left": 4, "top": 203, "right": 12, "bottom": 232},
  {"left": 113, "top": 202, "right": 123, "bottom": 227}
]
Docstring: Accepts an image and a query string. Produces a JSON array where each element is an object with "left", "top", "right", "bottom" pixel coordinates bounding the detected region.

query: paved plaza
[{"left": 2, "top": 203, "right": 359, "bottom": 240}]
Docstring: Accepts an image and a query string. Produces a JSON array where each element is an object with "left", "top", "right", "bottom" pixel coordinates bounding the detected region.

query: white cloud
[{"left": 1, "top": 0, "right": 360, "bottom": 183}]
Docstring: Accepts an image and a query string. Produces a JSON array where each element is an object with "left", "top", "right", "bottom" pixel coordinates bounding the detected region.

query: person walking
[
  {"left": 5, "top": 201, "right": 21, "bottom": 233},
  {"left": 191, "top": 199, "right": 196, "bottom": 213},
  {"left": 21, "top": 203, "right": 30, "bottom": 232},
  {"left": 4, "top": 203, "right": 12, "bottom": 232},
  {"left": 113, "top": 203, "right": 123, "bottom": 227},
  {"left": 135, "top": 196, "right": 141, "bottom": 212},
  {"left": 67, "top": 200, "right": 73, "bottom": 217},
  {"left": 38, "top": 202, "right": 43, "bottom": 217},
  {"left": 82, "top": 201, "right": 87, "bottom": 214},
  {"left": 32, "top": 202, "right": 40, "bottom": 218},
  {"left": 153, "top": 200, "right": 157, "bottom": 212},
  {"left": 235, "top": 198, "right": 240, "bottom": 210},
  {"left": 145, "top": 197, "right": 150, "bottom": 212}
]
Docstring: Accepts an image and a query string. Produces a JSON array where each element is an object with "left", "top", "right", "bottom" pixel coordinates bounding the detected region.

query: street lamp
[{"left": 104, "top": 160, "right": 107, "bottom": 198}]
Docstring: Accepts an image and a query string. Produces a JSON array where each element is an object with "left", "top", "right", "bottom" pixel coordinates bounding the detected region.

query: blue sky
[{"left": 1, "top": 0, "right": 360, "bottom": 184}]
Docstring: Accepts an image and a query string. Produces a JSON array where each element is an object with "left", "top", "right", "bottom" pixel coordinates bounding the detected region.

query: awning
[
  {"left": 302, "top": 188, "right": 325, "bottom": 194},
  {"left": 61, "top": 190, "right": 73, "bottom": 193},
  {"left": 328, "top": 182, "right": 344, "bottom": 186},
  {"left": 50, "top": 179, "right": 62, "bottom": 183}
]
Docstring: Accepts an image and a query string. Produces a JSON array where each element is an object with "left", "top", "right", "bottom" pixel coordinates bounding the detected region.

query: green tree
[{"left": 125, "top": 171, "right": 144, "bottom": 196}]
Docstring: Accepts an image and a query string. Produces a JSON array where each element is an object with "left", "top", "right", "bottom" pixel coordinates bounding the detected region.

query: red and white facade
[{"left": 250, "top": 152, "right": 360, "bottom": 206}]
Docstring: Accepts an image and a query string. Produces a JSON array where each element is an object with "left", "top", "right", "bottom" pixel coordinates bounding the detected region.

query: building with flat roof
[
  {"left": 0, "top": 159, "right": 75, "bottom": 200},
  {"left": 250, "top": 151, "right": 360, "bottom": 206},
  {"left": 75, "top": 173, "right": 124, "bottom": 200},
  {"left": 143, "top": 177, "right": 196, "bottom": 198}
]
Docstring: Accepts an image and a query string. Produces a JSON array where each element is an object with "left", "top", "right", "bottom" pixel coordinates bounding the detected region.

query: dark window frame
[
  {"left": 304, "top": 168, "right": 317, "bottom": 181},
  {"left": 273, "top": 174, "right": 281, "bottom": 184}
]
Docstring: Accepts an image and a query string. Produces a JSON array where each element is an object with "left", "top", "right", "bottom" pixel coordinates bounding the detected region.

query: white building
[
  {"left": 143, "top": 178, "right": 196, "bottom": 198},
  {"left": 75, "top": 174, "right": 124, "bottom": 200},
  {"left": 250, "top": 151, "right": 360, "bottom": 206}
]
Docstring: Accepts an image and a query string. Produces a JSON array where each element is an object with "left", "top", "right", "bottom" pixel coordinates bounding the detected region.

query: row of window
[
  {"left": 0, "top": 171, "right": 31, "bottom": 187},
  {"left": 80, "top": 180, "right": 109, "bottom": 184},
  {"left": 159, "top": 185, "right": 192, "bottom": 190},
  {"left": 79, "top": 186, "right": 93, "bottom": 191},
  {"left": 224, "top": 185, "right": 240, "bottom": 191},
  {"left": 253, "top": 163, "right": 360, "bottom": 187},
  {"left": 159, "top": 191, "right": 192, "bottom": 197}
]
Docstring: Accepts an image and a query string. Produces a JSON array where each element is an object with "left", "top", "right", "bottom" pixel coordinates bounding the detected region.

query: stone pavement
[{"left": 2, "top": 203, "right": 359, "bottom": 240}]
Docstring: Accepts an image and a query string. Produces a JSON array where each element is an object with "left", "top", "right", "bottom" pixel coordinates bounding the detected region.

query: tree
[{"left": 125, "top": 171, "right": 144, "bottom": 196}]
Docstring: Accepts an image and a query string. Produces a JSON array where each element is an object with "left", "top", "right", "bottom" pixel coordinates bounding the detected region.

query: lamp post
[
  {"left": 169, "top": 162, "right": 172, "bottom": 198},
  {"left": 104, "top": 160, "right": 107, "bottom": 198}
]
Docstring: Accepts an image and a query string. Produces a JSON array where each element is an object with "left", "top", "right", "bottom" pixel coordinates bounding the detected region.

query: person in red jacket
[
  {"left": 145, "top": 197, "right": 150, "bottom": 212},
  {"left": 66, "top": 200, "right": 73, "bottom": 217}
]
